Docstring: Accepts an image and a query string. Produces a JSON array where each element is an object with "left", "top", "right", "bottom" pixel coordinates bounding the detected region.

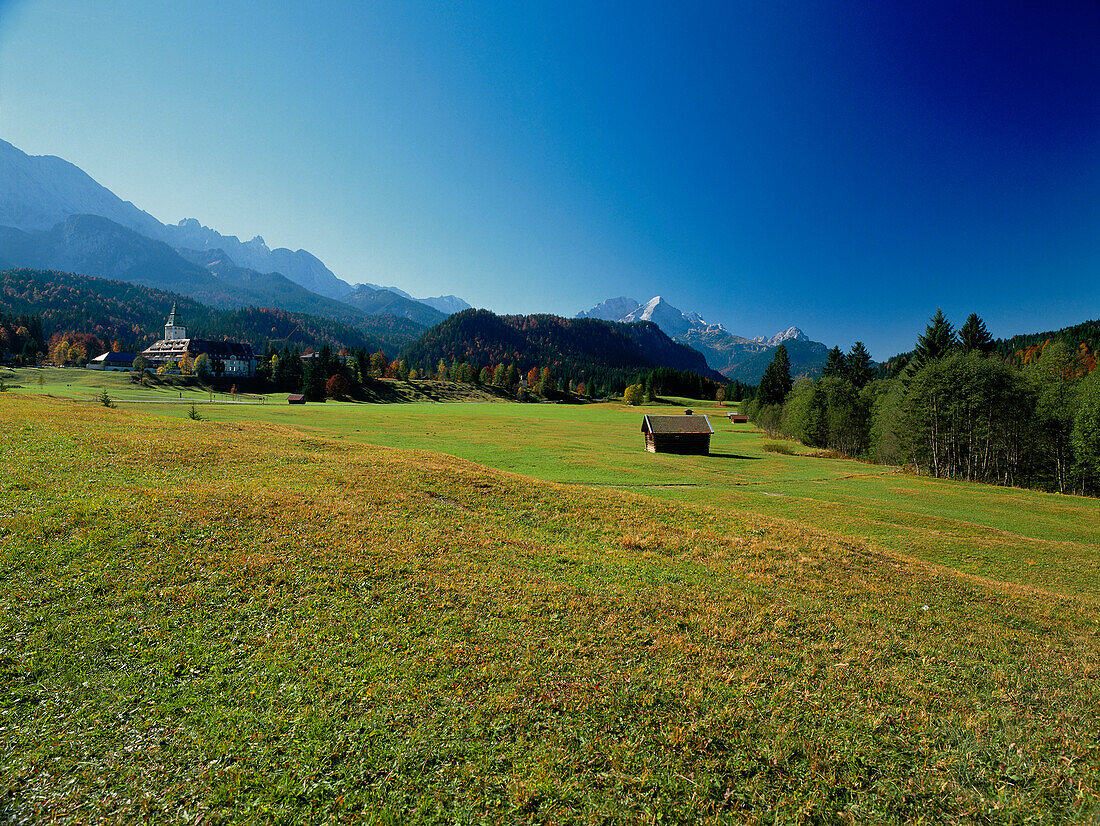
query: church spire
[{"left": 164, "top": 302, "right": 187, "bottom": 341}]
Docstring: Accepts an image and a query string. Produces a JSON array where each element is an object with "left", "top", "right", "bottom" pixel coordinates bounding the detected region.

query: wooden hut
[
  {"left": 287, "top": 394, "right": 306, "bottom": 405},
  {"left": 641, "top": 413, "right": 714, "bottom": 454},
  {"left": 728, "top": 413, "right": 749, "bottom": 424}
]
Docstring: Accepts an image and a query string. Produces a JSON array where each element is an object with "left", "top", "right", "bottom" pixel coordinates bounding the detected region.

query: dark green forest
[
  {"left": 748, "top": 312, "right": 1100, "bottom": 496},
  {"left": 398, "top": 308, "right": 724, "bottom": 397},
  {"left": 0, "top": 268, "right": 411, "bottom": 358}
]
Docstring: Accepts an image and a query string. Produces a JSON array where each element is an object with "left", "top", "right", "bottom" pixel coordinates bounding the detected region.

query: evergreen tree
[
  {"left": 756, "top": 344, "right": 793, "bottom": 406},
  {"left": 959, "top": 313, "right": 995, "bottom": 355},
  {"left": 847, "top": 341, "right": 873, "bottom": 388},
  {"left": 302, "top": 356, "right": 327, "bottom": 402},
  {"left": 912, "top": 309, "right": 957, "bottom": 371},
  {"left": 822, "top": 346, "right": 847, "bottom": 378}
]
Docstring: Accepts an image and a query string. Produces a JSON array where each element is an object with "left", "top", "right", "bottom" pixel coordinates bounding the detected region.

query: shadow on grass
[{"left": 708, "top": 452, "right": 762, "bottom": 460}]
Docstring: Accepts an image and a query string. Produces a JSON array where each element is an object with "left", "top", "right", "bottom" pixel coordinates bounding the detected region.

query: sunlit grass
[{"left": 1, "top": 394, "right": 1098, "bottom": 822}]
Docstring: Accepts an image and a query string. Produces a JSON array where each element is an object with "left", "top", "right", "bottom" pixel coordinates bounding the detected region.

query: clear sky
[{"left": 1, "top": 0, "right": 1098, "bottom": 358}]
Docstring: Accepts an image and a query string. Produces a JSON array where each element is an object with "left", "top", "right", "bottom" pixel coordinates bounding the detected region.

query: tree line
[
  {"left": 399, "top": 309, "right": 722, "bottom": 398},
  {"left": 0, "top": 311, "right": 46, "bottom": 365},
  {"left": 252, "top": 342, "right": 745, "bottom": 405},
  {"left": 746, "top": 311, "right": 1100, "bottom": 496}
]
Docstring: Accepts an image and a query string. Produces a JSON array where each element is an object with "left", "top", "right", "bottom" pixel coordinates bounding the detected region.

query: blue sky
[{"left": 1, "top": 0, "right": 1098, "bottom": 358}]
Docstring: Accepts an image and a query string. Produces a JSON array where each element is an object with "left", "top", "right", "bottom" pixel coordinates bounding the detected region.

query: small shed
[
  {"left": 89, "top": 351, "right": 137, "bottom": 371},
  {"left": 287, "top": 394, "right": 306, "bottom": 405},
  {"left": 728, "top": 413, "right": 749, "bottom": 424},
  {"left": 641, "top": 413, "right": 714, "bottom": 454}
]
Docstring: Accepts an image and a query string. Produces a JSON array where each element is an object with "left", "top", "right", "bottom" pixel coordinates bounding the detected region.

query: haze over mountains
[
  {"left": 0, "top": 137, "right": 830, "bottom": 382},
  {"left": 0, "top": 138, "right": 469, "bottom": 316},
  {"left": 577, "top": 296, "right": 828, "bottom": 382}
]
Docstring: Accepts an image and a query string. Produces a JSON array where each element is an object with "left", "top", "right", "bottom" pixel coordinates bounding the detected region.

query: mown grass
[
  {"left": 132, "top": 396, "right": 1100, "bottom": 607},
  {"left": 2, "top": 395, "right": 1098, "bottom": 823}
]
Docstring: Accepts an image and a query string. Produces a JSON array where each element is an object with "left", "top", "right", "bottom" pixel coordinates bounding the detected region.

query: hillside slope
[
  {"left": 1, "top": 396, "right": 1096, "bottom": 822},
  {"left": 0, "top": 139, "right": 352, "bottom": 298},
  {"left": 0, "top": 217, "right": 428, "bottom": 351},
  {"left": 343, "top": 284, "right": 448, "bottom": 327},
  {"left": 996, "top": 317, "right": 1100, "bottom": 368},
  {"left": 0, "top": 268, "right": 391, "bottom": 354},
  {"left": 400, "top": 309, "right": 725, "bottom": 392}
]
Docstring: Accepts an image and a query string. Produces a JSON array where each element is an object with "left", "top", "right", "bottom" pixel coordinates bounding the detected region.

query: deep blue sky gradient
[{"left": 1, "top": 0, "right": 1098, "bottom": 357}]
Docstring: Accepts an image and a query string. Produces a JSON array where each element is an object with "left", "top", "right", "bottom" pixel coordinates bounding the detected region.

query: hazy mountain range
[
  {"left": 0, "top": 138, "right": 470, "bottom": 316},
  {"left": 577, "top": 296, "right": 829, "bottom": 381},
  {"left": 0, "top": 137, "right": 827, "bottom": 382}
]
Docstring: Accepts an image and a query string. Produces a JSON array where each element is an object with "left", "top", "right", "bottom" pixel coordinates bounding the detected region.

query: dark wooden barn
[
  {"left": 728, "top": 413, "right": 749, "bottom": 424},
  {"left": 287, "top": 394, "right": 306, "bottom": 405},
  {"left": 641, "top": 413, "right": 714, "bottom": 454}
]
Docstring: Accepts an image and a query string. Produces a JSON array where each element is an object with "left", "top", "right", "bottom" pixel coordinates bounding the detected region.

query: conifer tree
[
  {"left": 847, "top": 341, "right": 873, "bottom": 388},
  {"left": 959, "top": 313, "right": 995, "bottom": 355},
  {"left": 912, "top": 309, "right": 957, "bottom": 371},
  {"left": 757, "top": 344, "right": 793, "bottom": 406},
  {"left": 822, "top": 346, "right": 847, "bottom": 378},
  {"left": 302, "top": 356, "right": 327, "bottom": 402}
]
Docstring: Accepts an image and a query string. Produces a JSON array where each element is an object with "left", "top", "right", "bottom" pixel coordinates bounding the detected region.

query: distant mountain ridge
[
  {"left": 343, "top": 284, "right": 448, "bottom": 327},
  {"left": 359, "top": 282, "right": 472, "bottom": 315},
  {"left": 576, "top": 295, "right": 828, "bottom": 382},
  {"left": 163, "top": 217, "right": 349, "bottom": 300},
  {"left": 0, "top": 138, "right": 470, "bottom": 314},
  {"left": 0, "top": 217, "right": 427, "bottom": 352}
]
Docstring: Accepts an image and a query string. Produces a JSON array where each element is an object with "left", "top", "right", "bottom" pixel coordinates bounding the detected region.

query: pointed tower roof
[{"left": 166, "top": 301, "right": 180, "bottom": 327}]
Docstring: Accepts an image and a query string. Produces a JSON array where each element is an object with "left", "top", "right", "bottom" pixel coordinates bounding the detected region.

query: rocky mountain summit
[{"left": 576, "top": 296, "right": 828, "bottom": 382}]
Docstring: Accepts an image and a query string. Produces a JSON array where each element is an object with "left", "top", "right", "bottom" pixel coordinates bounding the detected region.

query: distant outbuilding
[
  {"left": 89, "top": 351, "right": 137, "bottom": 371},
  {"left": 728, "top": 413, "right": 749, "bottom": 424},
  {"left": 287, "top": 394, "right": 306, "bottom": 405},
  {"left": 641, "top": 413, "right": 714, "bottom": 454}
]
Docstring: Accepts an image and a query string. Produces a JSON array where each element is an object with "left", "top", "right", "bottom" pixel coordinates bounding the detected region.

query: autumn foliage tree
[
  {"left": 325, "top": 374, "right": 352, "bottom": 399},
  {"left": 623, "top": 384, "right": 645, "bottom": 405}
]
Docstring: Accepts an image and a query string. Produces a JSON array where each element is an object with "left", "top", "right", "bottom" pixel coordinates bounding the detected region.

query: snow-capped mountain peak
[
  {"left": 575, "top": 296, "right": 641, "bottom": 322},
  {"left": 753, "top": 326, "right": 808, "bottom": 347},
  {"left": 576, "top": 294, "right": 829, "bottom": 381}
]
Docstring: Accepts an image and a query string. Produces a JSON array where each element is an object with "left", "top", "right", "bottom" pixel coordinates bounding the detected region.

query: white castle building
[{"left": 141, "top": 303, "right": 256, "bottom": 377}]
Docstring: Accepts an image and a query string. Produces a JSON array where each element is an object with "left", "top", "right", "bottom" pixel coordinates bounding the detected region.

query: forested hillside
[
  {"left": 400, "top": 309, "right": 724, "bottom": 396},
  {"left": 0, "top": 268, "right": 395, "bottom": 355},
  {"left": 997, "top": 318, "right": 1099, "bottom": 372}
]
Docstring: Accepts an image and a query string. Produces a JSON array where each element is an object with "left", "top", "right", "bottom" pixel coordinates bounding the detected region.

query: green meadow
[{"left": 2, "top": 372, "right": 1099, "bottom": 822}]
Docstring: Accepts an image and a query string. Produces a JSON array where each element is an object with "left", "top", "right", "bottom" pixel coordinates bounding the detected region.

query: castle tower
[{"left": 164, "top": 301, "right": 188, "bottom": 341}]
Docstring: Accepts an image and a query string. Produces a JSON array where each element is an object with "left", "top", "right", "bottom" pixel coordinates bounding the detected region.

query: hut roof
[
  {"left": 641, "top": 414, "right": 714, "bottom": 435},
  {"left": 91, "top": 351, "right": 137, "bottom": 365}
]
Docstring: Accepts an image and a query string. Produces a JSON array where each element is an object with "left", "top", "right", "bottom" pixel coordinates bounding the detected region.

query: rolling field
[
  {"left": 2, "top": 383, "right": 1099, "bottom": 822},
  {"left": 126, "top": 385, "right": 1100, "bottom": 607}
]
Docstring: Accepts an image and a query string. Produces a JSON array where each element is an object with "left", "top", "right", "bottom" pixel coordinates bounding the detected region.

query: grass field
[{"left": 2, "top": 379, "right": 1099, "bottom": 822}]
